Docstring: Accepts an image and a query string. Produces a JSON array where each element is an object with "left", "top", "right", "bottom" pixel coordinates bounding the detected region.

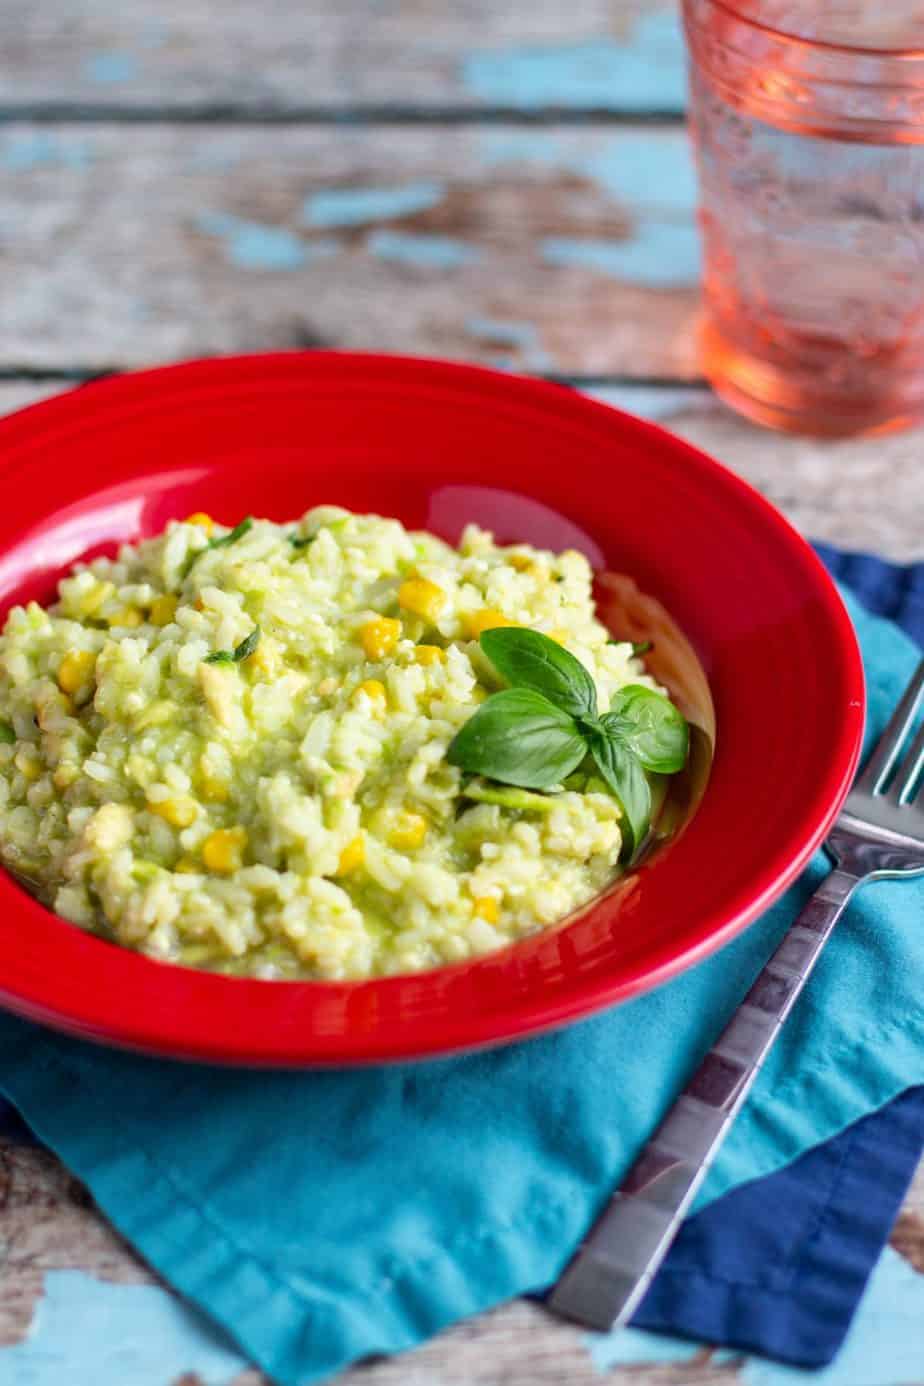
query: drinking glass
[{"left": 683, "top": 0, "right": 924, "bottom": 436}]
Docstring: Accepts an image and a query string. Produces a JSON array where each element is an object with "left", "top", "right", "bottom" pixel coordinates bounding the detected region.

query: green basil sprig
[
  {"left": 449, "top": 687, "right": 587, "bottom": 790},
  {"left": 182, "top": 517, "right": 254, "bottom": 580},
  {"left": 209, "top": 517, "right": 254, "bottom": 550},
  {"left": 601, "top": 684, "right": 688, "bottom": 774},
  {"left": 478, "top": 626, "right": 596, "bottom": 720},
  {"left": 447, "top": 628, "right": 688, "bottom": 859},
  {"left": 204, "top": 626, "right": 261, "bottom": 666}
]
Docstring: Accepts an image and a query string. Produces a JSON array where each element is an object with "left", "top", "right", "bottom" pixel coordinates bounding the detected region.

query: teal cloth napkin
[{"left": 0, "top": 587, "right": 920, "bottom": 1386}]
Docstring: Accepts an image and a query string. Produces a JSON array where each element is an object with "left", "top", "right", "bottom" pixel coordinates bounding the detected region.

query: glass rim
[{"left": 700, "top": 0, "right": 924, "bottom": 61}]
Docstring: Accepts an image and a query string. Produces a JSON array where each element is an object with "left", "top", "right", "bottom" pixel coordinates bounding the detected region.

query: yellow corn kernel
[
  {"left": 398, "top": 577, "right": 447, "bottom": 624},
  {"left": 414, "top": 644, "right": 445, "bottom": 666},
  {"left": 354, "top": 678, "right": 387, "bottom": 712},
  {"left": 149, "top": 797, "right": 198, "bottom": 829},
  {"left": 388, "top": 812, "right": 428, "bottom": 851},
  {"left": 248, "top": 640, "right": 279, "bottom": 676},
  {"left": 134, "top": 700, "right": 174, "bottom": 731},
  {"left": 108, "top": 607, "right": 143, "bottom": 629},
  {"left": 335, "top": 834, "right": 365, "bottom": 876},
  {"left": 53, "top": 764, "right": 78, "bottom": 791},
  {"left": 149, "top": 594, "right": 179, "bottom": 627},
  {"left": 507, "top": 553, "right": 534, "bottom": 572},
  {"left": 359, "top": 617, "right": 401, "bottom": 661},
  {"left": 78, "top": 581, "right": 115, "bottom": 616},
  {"left": 185, "top": 512, "right": 214, "bottom": 535},
  {"left": 57, "top": 650, "right": 96, "bottom": 694},
  {"left": 200, "top": 772, "right": 229, "bottom": 803},
  {"left": 202, "top": 826, "right": 247, "bottom": 873},
  {"left": 464, "top": 609, "right": 520, "bottom": 640},
  {"left": 473, "top": 895, "right": 500, "bottom": 924},
  {"left": 198, "top": 754, "right": 230, "bottom": 802},
  {"left": 14, "top": 747, "right": 41, "bottom": 782},
  {"left": 545, "top": 629, "right": 569, "bottom": 646}
]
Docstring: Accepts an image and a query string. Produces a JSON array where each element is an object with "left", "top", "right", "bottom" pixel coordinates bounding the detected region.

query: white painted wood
[
  {"left": 0, "top": 123, "right": 701, "bottom": 377},
  {"left": 0, "top": 1, "right": 683, "bottom": 112}
]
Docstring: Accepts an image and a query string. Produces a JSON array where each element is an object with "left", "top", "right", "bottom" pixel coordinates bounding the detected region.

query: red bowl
[{"left": 0, "top": 353, "right": 864, "bottom": 1065}]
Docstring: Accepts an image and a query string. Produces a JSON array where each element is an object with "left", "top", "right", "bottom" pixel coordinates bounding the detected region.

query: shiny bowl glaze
[{"left": 0, "top": 353, "right": 864, "bottom": 1064}]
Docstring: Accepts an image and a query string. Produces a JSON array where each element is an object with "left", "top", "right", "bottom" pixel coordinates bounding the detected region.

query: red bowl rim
[{"left": 0, "top": 352, "right": 865, "bottom": 1065}]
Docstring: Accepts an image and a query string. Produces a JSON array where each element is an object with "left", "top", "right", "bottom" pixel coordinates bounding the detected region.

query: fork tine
[
  {"left": 889, "top": 719, "right": 924, "bottom": 805},
  {"left": 857, "top": 657, "right": 924, "bottom": 794}
]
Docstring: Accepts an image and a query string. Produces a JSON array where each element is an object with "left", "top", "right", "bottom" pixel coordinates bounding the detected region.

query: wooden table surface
[{"left": 0, "top": 3, "right": 922, "bottom": 1382}]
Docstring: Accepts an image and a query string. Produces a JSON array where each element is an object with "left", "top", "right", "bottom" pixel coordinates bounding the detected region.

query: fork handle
[{"left": 546, "top": 865, "right": 863, "bottom": 1332}]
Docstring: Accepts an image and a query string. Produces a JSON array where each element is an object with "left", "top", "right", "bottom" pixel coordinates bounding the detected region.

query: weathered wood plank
[
  {"left": 0, "top": 382, "right": 68, "bottom": 415},
  {"left": 0, "top": 123, "right": 700, "bottom": 378},
  {"left": 0, "top": 1138, "right": 920, "bottom": 1386},
  {"left": 0, "top": 2, "right": 685, "bottom": 114},
  {"left": 4, "top": 381, "right": 923, "bottom": 563}
]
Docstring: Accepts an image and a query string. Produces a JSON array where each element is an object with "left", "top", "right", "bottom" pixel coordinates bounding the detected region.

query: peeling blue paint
[
  {"left": 587, "top": 1247, "right": 924, "bottom": 1385},
  {"left": 586, "top": 385, "right": 710, "bottom": 422},
  {"left": 0, "top": 1270, "right": 247, "bottom": 1386},
  {"left": 1, "top": 134, "right": 91, "bottom": 171},
  {"left": 367, "top": 230, "right": 479, "bottom": 269},
  {"left": 466, "top": 317, "right": 553, "bottom": 372},
  {"left": 478, "top": 130, "right": 696, "bottom": 216},
  {"left": 83, "top": 52, "right": 140, "bottom": 84},
  {"left": 587, "top": 1323, "right": 708, "bottom": 1371},
  {"left": 302, "top": 182, "right": 446, "bottom": 228},
  {"left": 197, "top": 214, "right": 339, "bottom": 271},
  {"left": 461, "top": 11, "right": 686, "bottom": 112},
  {"left": 140, "top": 23, "right": 168, "bottom": 50},
  {"left": 542, "top": 226, "right": 700, "bottom": 287}
]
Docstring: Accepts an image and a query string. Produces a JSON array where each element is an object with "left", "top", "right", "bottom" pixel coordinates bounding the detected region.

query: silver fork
[{"left": 548, "top": 657, "right": 924, "bottom": 1334}]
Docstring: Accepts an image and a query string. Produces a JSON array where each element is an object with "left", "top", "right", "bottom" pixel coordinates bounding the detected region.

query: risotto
[{"left": 0, "top": 508, "right": 684, "bottom": 979}]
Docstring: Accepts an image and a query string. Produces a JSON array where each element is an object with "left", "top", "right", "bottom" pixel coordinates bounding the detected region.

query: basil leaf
[
  {"left": 447, "top": 688, "right": 587, "bottom": 790},
  {"left": 479, "top": 627, "right": 597, "bottom": 720},
  {"left": 587, "top": 730, "right": 651, "bottom": 859},
  {"left": 204, "top": 626, "right": 260, "bottom": 665},
  {"left": 0, "top": 723, "right": 14, "bottom": 745},
  {"left": 602, "top": 685, "right": 688, "bottom": 774},
  {"left": 210, "top": 517, "right": 254, "bottom": 550},
  {"left": 233, "top": 627, "right": 261, "bottom": 661}
]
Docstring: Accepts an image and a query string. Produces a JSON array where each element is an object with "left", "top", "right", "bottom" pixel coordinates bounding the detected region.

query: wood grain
[
  {"left": 0, "top": 123, "right": 700, "bottom": 377},
  {"left": 0, "top": 1138, "right": 919, "bottom": 1386},
  {"left": 0, "top": 1, "right": 684, "bottom": 114}
]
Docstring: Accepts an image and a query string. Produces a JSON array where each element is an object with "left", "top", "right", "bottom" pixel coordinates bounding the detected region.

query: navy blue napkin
[
  {"left": 631, "top": 546, "right": 924, "bottom": 1366},
  {"left": 0, "top": 545, "right": 920, "bottom": 1373}
]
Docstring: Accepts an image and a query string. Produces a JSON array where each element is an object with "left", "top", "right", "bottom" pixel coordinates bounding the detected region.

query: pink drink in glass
[{"left": 683, "top": 0, "right": 924, "bottom": 435}]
